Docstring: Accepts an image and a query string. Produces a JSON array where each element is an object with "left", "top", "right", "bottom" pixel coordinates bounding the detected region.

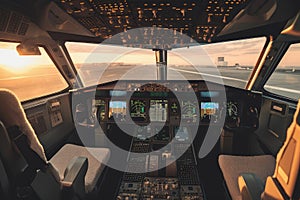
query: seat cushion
[
  {"left": 218, "top": 155, "right": 276, "bottom": 200},
  {"left": 49, "top": 144, "right": 110, "bottom": 193}
]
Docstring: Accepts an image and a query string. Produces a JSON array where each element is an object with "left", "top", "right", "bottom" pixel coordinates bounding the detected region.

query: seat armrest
[
  {"left": 61, "top": 157, "right": 88, "bottom": 199},
  {"left": 238, "top": 173, "right": 265, "bottom": 200}
]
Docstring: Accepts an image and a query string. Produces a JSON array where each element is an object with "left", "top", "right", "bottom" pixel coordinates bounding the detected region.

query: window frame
[{"left": 262, "top": 41, "right": 300, "bottom": 103}]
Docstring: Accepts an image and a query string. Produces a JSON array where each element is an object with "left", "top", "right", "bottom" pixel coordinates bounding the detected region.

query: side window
[
  {"left": 0, "top": 42, "right": 68, "bottom": 101},
  {"left": 265, "top": 43, "right": 300, "bottom": 100}
]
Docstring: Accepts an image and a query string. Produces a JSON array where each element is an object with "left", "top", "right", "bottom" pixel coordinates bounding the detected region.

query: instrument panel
[{"left": 77, "top": 80, "right": 262, "bottom": 130}]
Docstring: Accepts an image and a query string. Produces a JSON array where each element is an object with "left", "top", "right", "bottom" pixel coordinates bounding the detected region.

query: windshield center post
[{"left": 154, "top": 49, "right": 168, "bottom": 80}]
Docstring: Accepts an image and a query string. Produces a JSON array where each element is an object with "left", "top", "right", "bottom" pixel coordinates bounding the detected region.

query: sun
[{"left": 0, "top": 49, "right": 34, "bottom": 73}]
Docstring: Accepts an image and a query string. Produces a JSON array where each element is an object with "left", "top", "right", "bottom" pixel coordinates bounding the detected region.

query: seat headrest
[
  {"left": 0, "top": 89, "right": 47, "bottom": 161},
  {"left": 272, "top": 99, "right": 300, "bottom": 197}
]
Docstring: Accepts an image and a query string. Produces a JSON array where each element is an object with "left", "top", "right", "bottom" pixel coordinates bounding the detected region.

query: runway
[{"left": 1, "top": 64, "right": 300, "bottom": 100}]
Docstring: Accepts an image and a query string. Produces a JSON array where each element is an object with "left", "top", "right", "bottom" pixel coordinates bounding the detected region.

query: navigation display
[
  {"left": 149, "top": 100, "right": 168, "bottom": 122},
  {"left": 109, "top": 101, "right": 126, "bottom": 120},
  {"left": 130, "top": 99, "right": 147, "bottom": 121},
  {"left": 181, "top": 100, "right": 197, "bottom": 122},
  {"left": 94, "top": 99, "right": 106, "bottom": 121},
  {"left": 200, "top": 102, "right": 219, "bottom": 122}
]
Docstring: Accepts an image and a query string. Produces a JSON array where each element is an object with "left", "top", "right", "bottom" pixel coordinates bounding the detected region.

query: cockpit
[{"left": 0, "top": 0, "right": 300, "bottom": 200}]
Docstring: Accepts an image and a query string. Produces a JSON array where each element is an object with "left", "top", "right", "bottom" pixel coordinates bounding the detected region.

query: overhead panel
[
  {"left": 54, "top": 0, "right": 249, "bottom": 44},
  {"left": 0, "top": 7, "right": 30, "bottom": 36}
]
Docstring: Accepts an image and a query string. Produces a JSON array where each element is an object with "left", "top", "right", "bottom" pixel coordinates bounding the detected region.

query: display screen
[
  {"left": 200, "top": 102, "right": 219, "bottom": 121},
  {"left": 135, "top": 126, "right": 150, "bottom": 141},
  {"left": 94, "top": 99, "right": 106, "bottom": 121},
  {"left": 130, "top": 99, "right": 147, "bottom": 121},
  {"left": 181, "top": 100, "right": 197, "bottom": 122},
  {"left": 109, "top": 101, "right": 126, "bottom": 120},
  {"left": 226, "top": 101, "right": 238, "bottom": 119},
  {"left": 175, "top": 126, "right": 189, "bottom": 142},
  {"left": 170, "top": 102, "right": 179, "bottom": 114},
  {"left": 109, "top": 90, "right": 127, "bottom": 97},
  {"left": 200, "top": 91, "right": 220, "bottom": 98},
  {"left": 149, "top": 100, "right": 168, "bottom": 122},
  {"left": 153, "top": 126, "right": 170, "bottom": 141}
]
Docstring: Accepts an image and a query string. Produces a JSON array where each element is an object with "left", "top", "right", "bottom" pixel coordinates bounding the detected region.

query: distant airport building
[
  {"left": 235, "top": 63, "right": 251, "bottom": 70},
  {"left": 216, "top": 57, "right": 228, "bottom": 67}
]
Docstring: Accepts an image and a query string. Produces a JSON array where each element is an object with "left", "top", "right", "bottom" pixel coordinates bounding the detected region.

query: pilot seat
[
  {"left": 219, "top": 100, "right": 300, "bottom": 200},
  {"left": 0, "top": 89, "right": 110, "bottom": 200}
]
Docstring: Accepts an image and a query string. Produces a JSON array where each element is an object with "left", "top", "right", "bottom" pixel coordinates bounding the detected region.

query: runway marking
[
  {"left": 170, "top": 68, "right": 300, "bottom": 94},
  {"left": 264, "top": 85, "right": 300, "bottom": 94},
  {"left": 169, "top": 67, "right": 247, "bottom": 83}
]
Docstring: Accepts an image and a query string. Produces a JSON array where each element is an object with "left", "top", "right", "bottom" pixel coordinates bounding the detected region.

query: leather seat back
[
  {"left": 263, "top": 100, "right": 300, "bottom": 199},
  {"left": 0, "top": 121, "right": 27, "bottom": 199}
]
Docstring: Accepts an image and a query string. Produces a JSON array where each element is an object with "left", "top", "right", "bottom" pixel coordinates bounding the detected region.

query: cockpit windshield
[{"left": 66, "top": 37, "right": 265, "bottom": 88}]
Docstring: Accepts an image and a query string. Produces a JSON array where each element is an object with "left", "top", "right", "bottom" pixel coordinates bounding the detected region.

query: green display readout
[{"left": 130, "top": 99, "right": 147, "bottom": 121}]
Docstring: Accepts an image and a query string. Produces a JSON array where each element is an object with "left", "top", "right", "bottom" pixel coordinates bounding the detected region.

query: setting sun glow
[{"left": 0, "top": 49, "right": 35, "bottom": 73}]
